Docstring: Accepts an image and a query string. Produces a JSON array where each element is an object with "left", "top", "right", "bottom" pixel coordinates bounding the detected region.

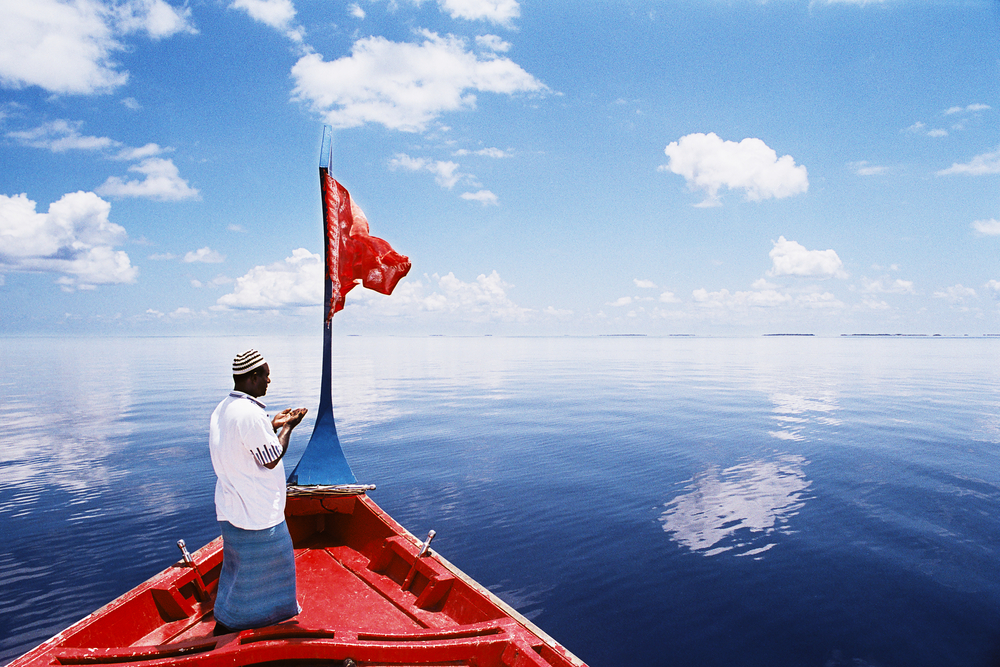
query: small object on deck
[
  {"left": 418, "top": 529, "right": 436, "bottom": 557},
  {"left": 176, "top": 539, "right": 209, "bottom": 602},
  {"left": 402, "top": 529, "right": 437, "bottom": 590},
  {"left": 177, "top": 539, "right": 193, "bottom": 564}
]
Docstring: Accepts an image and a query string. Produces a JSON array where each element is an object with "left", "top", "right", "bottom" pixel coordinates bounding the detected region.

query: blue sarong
[{"left": 214, "top": 520, "right": 298, "bottom": 630}]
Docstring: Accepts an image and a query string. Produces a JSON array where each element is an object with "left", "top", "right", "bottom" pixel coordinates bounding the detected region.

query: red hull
[{"left": 9, "top": 494, "right": 586, "bottom": 667}]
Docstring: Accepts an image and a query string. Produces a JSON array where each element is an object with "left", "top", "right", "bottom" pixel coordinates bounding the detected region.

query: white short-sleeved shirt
[{"left": 209, "top": 391, "right": 286, "bottom": 530}]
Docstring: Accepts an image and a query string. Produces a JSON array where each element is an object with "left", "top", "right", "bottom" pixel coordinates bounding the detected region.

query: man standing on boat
[{"left": 208, "top": 349, "right": 308, "bottom": 635}]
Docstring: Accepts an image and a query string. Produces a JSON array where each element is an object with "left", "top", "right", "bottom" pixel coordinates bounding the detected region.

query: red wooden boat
[
  {"left": 8, "top": 489, "right": 586, "bottom": 667},
  {"left": 8, "top": 129, "right": 588, "bottom": 667}
]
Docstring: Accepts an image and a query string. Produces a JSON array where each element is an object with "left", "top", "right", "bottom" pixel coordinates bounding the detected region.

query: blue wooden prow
[{"left": 286, "top": 126, "right": 358, "bottom": 486}]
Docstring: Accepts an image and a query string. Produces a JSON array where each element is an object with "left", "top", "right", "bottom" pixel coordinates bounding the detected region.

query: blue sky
[{"left": 1, "top": 0, "right": 998, "bottom": 336}]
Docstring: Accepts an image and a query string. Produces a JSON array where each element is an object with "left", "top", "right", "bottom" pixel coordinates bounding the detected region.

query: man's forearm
[{"left": 264, "top": 427, "right": 292, "bottom": 469}]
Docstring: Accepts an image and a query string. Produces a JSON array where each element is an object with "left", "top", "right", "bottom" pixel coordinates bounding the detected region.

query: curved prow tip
[{"left": 319, "top": 125, "right": 333, "bottom": 171}]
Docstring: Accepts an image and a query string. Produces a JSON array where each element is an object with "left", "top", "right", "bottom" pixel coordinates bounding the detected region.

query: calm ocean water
[{"left": 3, "top": 335, "right": 1000, "bottom": 666}]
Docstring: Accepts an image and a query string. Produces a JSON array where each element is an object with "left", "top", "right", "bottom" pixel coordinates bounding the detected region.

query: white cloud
[
  {"left": 280, "top": 269, "right": 530, "bottom": 325},
  {"left": 692, "top": 288, "right": 792, "bottom": 309},
  {"left": 121, "top": 96, "right": 141, "bottom": 110},
  {"left": 230, "top": 0, "right": 302, "bottom": 41},
  {"left": 290, "top": 31, "right": 548, "bottom": 132},
  {"left": 858, "top": 277, "right": 915, "bottom": 294},
  {"left": 859, "top": 297, "right": 890, "bottom": 311},
  {"left": 984, "top": 280, "right": 1000, "bottom": 299},
  {"left": 438, "top": 0, "right": 520, "bottom": 26},
  {"left": 794, "top": 291, "right": 843, "bottom": 309},
  {"left": 0, "top": 191, "right": 119, "bottom": 255},
  {"left": 933, "top": 284, "right": 976, "bottom": 303},
  {"left": 460, "top": 189, "right": 498, "bottom": 205},
  {"left": 659, "top": 291, "right": 680, "bottom": 303},
  {"left": 389, "top": 153, "right": 463, "bottom": 188},
  {"left": 6, "top": 119, "right": 119, "bottom": 152},
  {"left": 113, "top": 142, "right": 166, "bottom": 160},
  {"left": 544, "top": 305, "right": 573, "bottom": 317},
  {"left": 972, "top": 219, "right": 1000, "bottom": 236},
  {"left": 454, "top": 146, "right": 510, "bottom": 158},
  {"left": 768, "top": 236, "right": 847, "bottom": 279},
  {"left": 386, "top": 270, "right": 531, "bottom": 322},
  {"left": 476, "top": 34, "right": 511, "bottom": 52},
  {"left": 608, "top": 296, "right": 633, "bottom": 306},
  {"left": 347, "top": 3, "right": 365, "bottom": 19},
  {"left": 96, "top": 157, "right": 199, "bottom": 200},
  {"left": 902, "top": 120, "right": 947, "bottom": 138},
  {"left": 848, "top": 161, "right": 887, "bottom": 176},
  {"left": 390, "top": 154, "right": 497, "bottom": 204},
  {"left": 114, "top": 0, "right": 196, "bottom": 39},
  {"left": 217, "top": 248, "right": 323, "bottom": 309},
  {"left": 6, "top": 124, "right": 170, "bottom": 169},
  {"left": 183, "top": 247, "right": 225, "bottom": 263},
  {"left": 634, "top": 279, "right": 656, "bottom": 289},
  {"left": 660, "top": 133, "right": 808, "bottom": 206},
  {"left": 944, "top": 103, "right": 991, "bottom": 115},
  {"left": 937, "top": 148, "right": 1000, "bottom": 176},
  {"left": 0, "top": 190, "right": 137, "bottom": 289},
  {"left": 0, "top": 0, "right": 194, "bottom": 95},
  {"left": 692, "top": 285, "right": 842, "bottom": 310},
  {"left": 191, "top": 274, "right": 231, "bottom": 288}
]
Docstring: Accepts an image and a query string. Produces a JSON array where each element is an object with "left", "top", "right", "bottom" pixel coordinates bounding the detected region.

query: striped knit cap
[{"left": 232, "top": 349, "right": 266, "bottom": 375}]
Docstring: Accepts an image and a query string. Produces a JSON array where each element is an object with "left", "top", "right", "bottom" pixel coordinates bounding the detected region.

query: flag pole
[
  {"left": 287, "top": 124, "right": 409, "bottom": 491},
  {"left": 317, "top": 125, "right": 335, "bottom": 426},
  {"left": 286, "top": 126, "right": 360, "bottom": 488}
]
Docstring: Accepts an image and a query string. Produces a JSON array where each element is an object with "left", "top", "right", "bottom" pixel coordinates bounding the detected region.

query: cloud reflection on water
[
  {"left": 768, "top": 391, "right": 840, "bottom": 442},
  {"left": 660, "top": 454, "right": 811, "bottom": 557}
]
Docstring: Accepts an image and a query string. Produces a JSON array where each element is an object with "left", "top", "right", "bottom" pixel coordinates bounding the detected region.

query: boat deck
[{"left": 10, "top": 494, "right": 585, "bottom": 667}]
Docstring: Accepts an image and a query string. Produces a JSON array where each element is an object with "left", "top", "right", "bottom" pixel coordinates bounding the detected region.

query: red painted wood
[{"left": 8, "top": 494, "right": 587, "bottom": 667}]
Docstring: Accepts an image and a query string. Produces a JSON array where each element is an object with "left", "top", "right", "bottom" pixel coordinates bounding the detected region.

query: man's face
[{"left": 248, "top": 364, "right": 271, "bottom": 397}]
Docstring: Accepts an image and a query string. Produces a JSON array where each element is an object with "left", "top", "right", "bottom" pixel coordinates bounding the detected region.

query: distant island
[
  {"left": 841, "top": 333, "right": 995, "bottom": 337},
  {"left": 841, "top": 333, "right": 928, "bottom": 337},
  {"left": 600, "top": 334, "right": 648, "bottom": 337}
]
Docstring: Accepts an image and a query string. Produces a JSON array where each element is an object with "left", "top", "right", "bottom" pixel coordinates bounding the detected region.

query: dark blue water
[{"left": 3, "top": 336, "right": 1000, "bottom": 666}]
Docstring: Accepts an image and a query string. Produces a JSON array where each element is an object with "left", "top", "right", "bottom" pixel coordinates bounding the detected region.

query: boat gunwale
[{"left": 8, "top": 493, "right": 587, "bottom": 667}]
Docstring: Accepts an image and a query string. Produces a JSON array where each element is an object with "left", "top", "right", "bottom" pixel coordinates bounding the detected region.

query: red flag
[{"left": 322, "top": 172, "right": 411, "bottom": 321}]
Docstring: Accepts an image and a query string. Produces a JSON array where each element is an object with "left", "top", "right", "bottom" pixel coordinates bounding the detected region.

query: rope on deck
[{"left": 286, "top": 484, "right": 376, "bottom": 497}]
